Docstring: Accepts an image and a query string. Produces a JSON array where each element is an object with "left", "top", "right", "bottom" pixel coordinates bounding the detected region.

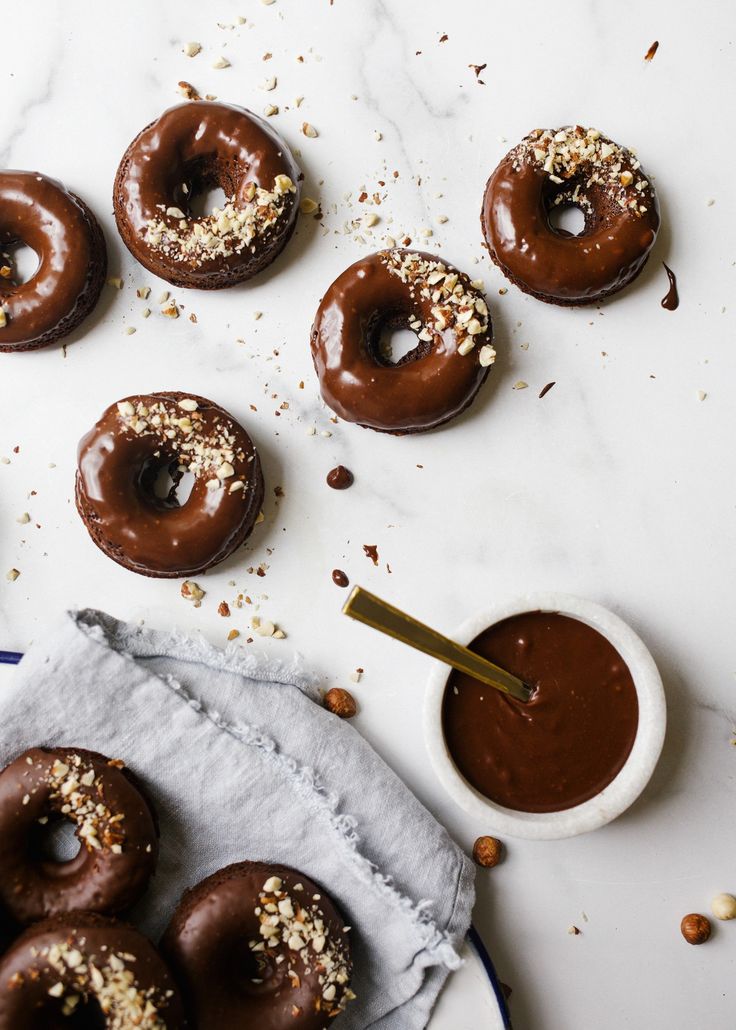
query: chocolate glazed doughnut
[
  {"left": 162, "top": 862, "right": 354, "bottom": 1030},
  {"left": 0, "top": 748, "right": 158, "bottom": 925},
  {"left": 0, "top": 171, "right": 106, "bottom": 352},
  {"left": 481, "top": 126, "right": 660, "bottom": 305},
  {"left": 0, "top": 912, "right": 185, "bottom": 1028},
  {"left": 114, "top": 101, "right": 301, "bottom": 289},
  {"left": 76, "top": 392, "right": 264, "bottom": 578},
  {"left": 310, "top": 249, "right": 495, "bottom": 434}
]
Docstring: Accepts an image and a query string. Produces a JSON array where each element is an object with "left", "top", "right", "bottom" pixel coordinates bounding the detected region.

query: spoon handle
[{"left": 342, "top": 586, "right": 531, "bottom": 703}]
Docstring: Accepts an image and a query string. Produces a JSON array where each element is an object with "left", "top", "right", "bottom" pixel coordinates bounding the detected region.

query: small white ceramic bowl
[{"left": 424, "top": 593, "right": 666, "bottom": 840}]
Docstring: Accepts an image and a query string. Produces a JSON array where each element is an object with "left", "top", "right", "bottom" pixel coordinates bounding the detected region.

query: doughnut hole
[
  {"left": 37, "top": 817, "right": 82, "bottom": 863},
  {"left": 548, "top": 203, "right": 586, "bottom": 237},
  {"left": 0, "top": 240, "right": 40, "bottom": 284},
  {"left": 171, "top": 155, "right": 244, "bottom": 218},
  {"left": 44, "top": 995, "right": 106, "bottom": 1030},
  {"left": 223, "top": 937, "right": 288, "bottom": 997},
  {"left": 370, "top": 311, "right": 433, "bottom": 368},
  {"left": 139, "top": 456, "right": 195, "bottom": 509},
  {"left": 188, "top": 186, "right": 228, "bottom": 219}
]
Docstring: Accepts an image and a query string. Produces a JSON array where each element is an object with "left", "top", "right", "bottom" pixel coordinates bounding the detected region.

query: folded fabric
[{"left": 0, "top": 609, "right": 475, "bottom": 1029}]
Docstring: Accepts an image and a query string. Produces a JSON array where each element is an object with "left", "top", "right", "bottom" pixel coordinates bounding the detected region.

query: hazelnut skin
[
  {"left": 473, "top": 836, "right": 504, "bottom": 868},
  {"left": 323, "top": 687, "right": 357, "bottom": 719},
  {"left": 680, "top": 913, "right": 711, "bottom": 945}
]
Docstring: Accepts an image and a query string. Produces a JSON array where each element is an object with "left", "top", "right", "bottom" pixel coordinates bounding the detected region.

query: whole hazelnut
[
  {"left": 680, "top": 913, "right": 711, "bottom": 945},
  {"left": 473, "top": 836, "right": 504, "bottom": 868},
  {"left": 323, "top": 687, "right": 357, "bottom": 719},
  {"left": 711, "top": 893, "right": 736, "bottom": 921}
]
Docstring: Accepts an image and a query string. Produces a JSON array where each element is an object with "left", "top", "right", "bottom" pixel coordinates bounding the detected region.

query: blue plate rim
[{"left": 467, "top": 924, "right": 512, "bottom": 1028}]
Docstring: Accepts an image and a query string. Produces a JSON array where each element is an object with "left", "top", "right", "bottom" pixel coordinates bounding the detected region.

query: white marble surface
[{"left": 1, "top": 1, "right": 736, "bottom": 1026}]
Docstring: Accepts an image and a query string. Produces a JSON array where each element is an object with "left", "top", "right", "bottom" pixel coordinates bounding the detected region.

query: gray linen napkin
[{"left": 0, "top": 609, "right": 475, "bottom": 1030}]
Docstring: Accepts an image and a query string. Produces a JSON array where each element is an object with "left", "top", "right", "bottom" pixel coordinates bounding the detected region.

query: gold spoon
[{"left": 342, "top": 586, "right": 532, "bottom": 703}]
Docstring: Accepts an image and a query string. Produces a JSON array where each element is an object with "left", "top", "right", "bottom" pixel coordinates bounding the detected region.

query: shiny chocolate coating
[
  {"left": 442, "top": 612, "right": 639, "bottom": 813},
  {"left": 113, "top": 101, "right": 300, "bottom": 289},
  {"left": 75, "top": 392, "right": 264, "bottom": 578},
  {"left": 0, "top": 171, "right": 106, "bottom": 352},
  {"left": 0, "top": 748, "right": 158, "bottom": 925},
  {"left": 162, "top": 862, "right": 353, "bottom": 1030},
  {"left": 0, "top": 913, "right": 185, "bottom": 1028},
  {"left": 481, "top": 128, "right": 660, "bottom": 305},
  {"left": 310, "top": 250, "right": 492, "bottom": 434}
]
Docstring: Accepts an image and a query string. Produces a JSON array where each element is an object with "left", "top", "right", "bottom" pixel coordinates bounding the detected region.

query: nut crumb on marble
[
  {"left": 178, "top": 80, "right": 202, "bottom": 101},
  {"left": 6, "top": 568, "right": 20, "bottom": 581},
  {"left": 183, "top": 41, "right": 202, "bottom": 57},
  {"left": 181, "top": 581, "right": 205, "bottom": 606}
]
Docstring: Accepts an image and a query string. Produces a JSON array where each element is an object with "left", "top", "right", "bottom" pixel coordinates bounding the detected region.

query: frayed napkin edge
[{"left": 71, "top": 608, "right": 470, "bottom": 971}]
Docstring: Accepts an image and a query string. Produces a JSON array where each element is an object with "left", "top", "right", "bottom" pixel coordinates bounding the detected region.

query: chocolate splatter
[
  {"left": 327, "top": 465, "right": 354, "bottom": 490},
  {"left": 539, "top": 382, "right": 556, "bottom": 399},
  {"left": 469, "top": 63, "right": 487, "bottom": 84},
  {"left": 644, "top": 40, "right": 659, "bottom": 61},
  {"left": 332, "top": 569, "right": 349, "bottom": 588},
  {"left": 661, "top": 263, "right": 679, "bottom": 310},
  {"left": 363, "top": 545, "right": 379, "bottom": 566}
]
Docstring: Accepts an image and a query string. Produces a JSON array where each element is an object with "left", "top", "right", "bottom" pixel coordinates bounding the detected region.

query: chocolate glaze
[
  {"left": 0, "top": 913, "right": 185, "bottom": 1028},
  {"left": 76, "top": 392, "right": 264, "bottom": 578},
  {"left": 332, "top": 569, "right": 349, "bottom": 588},
  {"left": 661, "top": 263, "right": 679, "bottom": 310},
  {"left": 326, "top": 465, "right": 353, "bottom": 490},
  {"left": 162, "top": 862, "right": 353, "bottom": 1030},
  {"left": 310, "top": 250, "right": 492, "bottom": 434},
  {"left": 113, "top": 101, "right": 300, "bottom": 289},
  {"left": 0, "top": 748, "right": 158, "bottom": 925},
  {"left": 481, "top": 128, "right": 660, "bottom": 305},
  {"left": 0, "top": 171, "right": 106, "bottom": 352},
  {"left": 442, "top": 612, "right": 639, "bottom": 813}
]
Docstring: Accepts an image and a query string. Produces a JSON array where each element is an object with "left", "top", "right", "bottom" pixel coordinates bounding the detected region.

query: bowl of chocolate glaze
[{"left": 424, "top": 594, "right": 666, "bottom": 839}]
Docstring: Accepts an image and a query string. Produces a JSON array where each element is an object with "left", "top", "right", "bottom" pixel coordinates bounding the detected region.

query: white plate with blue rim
[
  {"left": 0, "top": 653, "right": 511, "bottom": 1028},
  {"left": 429, "top": 925, "right": 511, "bottom": 1029}
]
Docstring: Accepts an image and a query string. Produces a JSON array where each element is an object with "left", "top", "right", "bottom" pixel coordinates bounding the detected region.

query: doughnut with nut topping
[
  {"left": 481, "top": 126, "right": 660, "bottom": 305},
  {"left": 0, "top": 912, "right": 185, "bottom": 1028},
  {"left": 75, "top": 392, "right": 264, "bottom": 578},
  {"left": 113, "top": 101, "right": 301, "bottom": 289},
  {"left": 310, "top": 249, "right": 495, "bottom": 434},
  {"left": 0, "top": 170, "right": 106, "bottom": 352},
  {"left": 0, "top": 748, "right": 158, "bottom": 926},
  {"left": 162, "top": 861, "right": 354, "bottom": 1029}
]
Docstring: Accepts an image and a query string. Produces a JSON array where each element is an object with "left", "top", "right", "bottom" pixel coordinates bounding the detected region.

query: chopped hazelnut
[{"left": 181, "top": 580, "right": 205, "bottom": 606}]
